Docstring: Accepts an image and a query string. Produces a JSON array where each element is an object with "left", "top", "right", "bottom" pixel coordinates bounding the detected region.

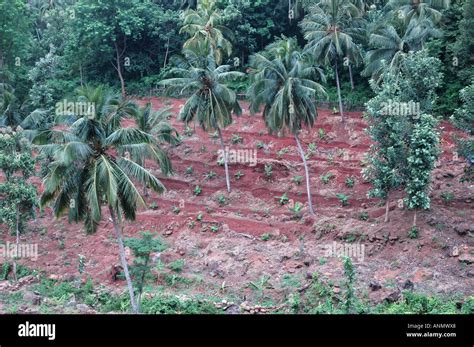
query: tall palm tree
[
  {"left": 159, "top": 50, "right": 243, "bottom": 193},
  {"left": 39, "top": 86, "right": 168, "bottom": 314},
  {"left": 179, "top": 0, "right": 233, "bottom": 65},
  {"left": 248, "top": 38, "right": 326, "bottom": 215},
  {"left": 362, "top": 18, "right": 441, "bottom": 80},
  {"left": 133, "top": 102, "right": 180, "bottom": 196},
  {"left": 301, "top": 0, "right": 362, "bottom": 122}
]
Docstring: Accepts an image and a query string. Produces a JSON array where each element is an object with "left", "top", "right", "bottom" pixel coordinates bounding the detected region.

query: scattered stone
[
  {"left": 23, "top": 291, "right": 41, "bottom": 305},
  {"left": 0, "top": 281, "right": 10, "bottom": 290},
  {"left": 66, "top": 295, "right": 77, "bottom": 307},
  {"left": 369, "top": 280, "right": 382, "bottom": 291},
  {"left": 385, "top": 290, "right": 401, "bottom": 303},
  {"left": 76, "top": 303, "right": 91, "bottom": 313},
  {"left": 18, "top": 275, "right": 36, "bottom": 284},
  {"left": 164, "top": 230, "right": 173, "bottom": 236},
  {"left": 451, "top": 246, "right": 460, "bottom": 257}
]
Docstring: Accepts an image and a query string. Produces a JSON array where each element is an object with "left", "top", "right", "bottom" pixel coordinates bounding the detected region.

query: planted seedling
[
  {"left": 234, "top": 171, "right": 244, "bottom": 180},
  {"left": 204, "top": 171, "right": 217, "bottom": 180},
  {"left": 231, "top": 134, "right": 243, "bottom": 144},
  {"left": 275, "top": 192, "right": 289, "bottom": 206},
  {"left": 277, "top": 147, "right": 289, "bottom": 158},
  {"left": 408, "top": 226, "right": 419, "bottom": 239},
  {"left": 264, "top": 164, "right": 273, "bottom": 178},
  {"left": 440, "top": 192, "right": 454, "bottom": 204},
  {"left": 292, "top": 175, "right": 303, "bottom": 185},
  {"left": 345, "top": 177, "right": 355, "bottom": 188},
  {"left": 318, "top": 128, "right": 326, "bottom": 140},
  {"left": 336, "top": 193, "right": 349, "bottom": 207},
  {"left": 321, "top": 172, "right": 334, "bottom": 184},
  {"left": 194, "top": 185, "right": 202, "bottom": 196},
  {"left": 217, "top": 195, "right": 226, "bottom": 206},
  {"left": 359, "top": 212, "right": 369, "bottom": 221},
  {"left": 289, "top": 201, "right": 303, "bottom": 214},
  {"left": 184, "top": 126, "right": 194, "bottom": 137}
]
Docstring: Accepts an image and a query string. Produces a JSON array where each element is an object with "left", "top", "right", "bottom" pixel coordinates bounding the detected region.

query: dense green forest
[{"left": 1, "top": 0, "right": 472, "bottom": 111}]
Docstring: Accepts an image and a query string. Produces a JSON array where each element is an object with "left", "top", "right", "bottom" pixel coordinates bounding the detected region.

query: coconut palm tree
[
  {"left": 39, "top": 86, "right": 168, "bottom": 314},
  {"left": 159, "top": 50, "right": 243, "bottom": 193},
  {"left": 362, "top": 18, "right": 441, "bottom": 80},
  {"left": 301, "top": 0, "right": 362, "bottom": 122},
  {"left": 133, "top": 102, "right": 180, "bottom": 196},
  {"left": 179, "top": 0, "right": 233, "bottom": 65},
  {"left": 248, "top": 38, "right": 326, "bottom": 215}
]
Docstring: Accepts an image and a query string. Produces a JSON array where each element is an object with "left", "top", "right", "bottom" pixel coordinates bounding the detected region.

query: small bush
[
  {"left": 168, "top": 259, "right": 185, "bottom": 273},
  {"left": 336, "top": 193, "right": 349, "bottom": 206},
  {"left": 264, "top": 164, "right": 273, "bottom": 178},
  {"left": 359, "top": 212, "right": 369, "bottom": 221},
  {"left": 194, "top": 185, "right": 202, "bottom": 196},
  {"left": 408, "top": 226, "right": 419, "bottom": 239},
  {"left": 345, "top": 177, "right": 355, "bottom": 188},
  {"left": 321, "top": 173, "right": 334, "bottom": 184},
  {"left": 292, "top": 175, "right": 303, "bottom": 185}
]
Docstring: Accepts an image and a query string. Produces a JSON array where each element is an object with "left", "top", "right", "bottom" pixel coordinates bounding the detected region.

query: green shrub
[
  {"left": 336, "top": 193, "right": 349, "bottom": 206},
  {"left": 408, "top": 226, "right": 419, "bottom": 239},
  {"left": 168, "top": 259, "right": 185, "bottom": 273}
]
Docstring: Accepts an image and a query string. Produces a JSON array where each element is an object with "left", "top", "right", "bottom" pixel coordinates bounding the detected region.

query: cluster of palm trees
[
  {"left": 301, "top": 0, "right": 446, "bottom": 116},
  {"left": 160, "top": 0, "right": 448, "bottom": 216}
]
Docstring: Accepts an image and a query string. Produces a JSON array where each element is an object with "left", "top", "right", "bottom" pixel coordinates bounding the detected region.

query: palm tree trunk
[
  {"left": 217, "top": 127, "right": 231, "bottom": 193},
  {"left": 384, "top": 193, "right": 390, "bottom": 223},
  {"left": 108, "top": 205, "right": 138, "bottom": 314},
  {"left": 348, "top": 63, "right": 354, "bottom": 91},
  {"left": 413, "top": 209, "right": 417, "bottom": 227},
  {"left": 163, "top": 37, "right": 170, "bottom": 68},
  {"left": 294, "top": 133, "right": 315, "bottom": 215},
  {"left": 12, "top": 207, "right": 19, "bottom": 282},
  {"left": 334, "top": 60, "right": 345, "bottom": 123}
]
